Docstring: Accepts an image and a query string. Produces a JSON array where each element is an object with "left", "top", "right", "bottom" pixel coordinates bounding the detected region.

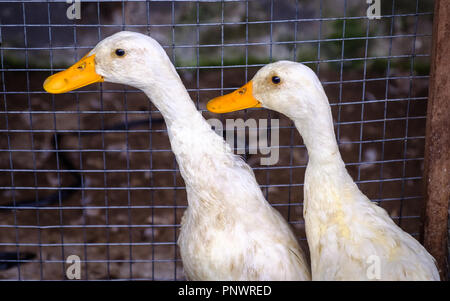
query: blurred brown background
[{"left": 0, "top": 0, "right": 434, "bottom": 280}]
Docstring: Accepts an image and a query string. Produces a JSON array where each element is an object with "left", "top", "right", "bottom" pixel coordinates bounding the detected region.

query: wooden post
[{"left": 422, "top": 0, "right": 450, "bottom": 281}]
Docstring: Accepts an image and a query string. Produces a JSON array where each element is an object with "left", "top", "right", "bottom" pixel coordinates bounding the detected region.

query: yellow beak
[
  {"left": 206, "top": 81, "right": 261, "bottom": 113},
  {"left": 43, "top": 54, "right": 104, "bottom": 94}
]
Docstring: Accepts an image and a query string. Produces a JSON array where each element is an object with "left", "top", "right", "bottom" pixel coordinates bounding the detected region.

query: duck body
[
  {"left": 162, "top": 95, "right": 309, "bottom": 280},
  {"left": 304, "top": 156, "right": 439, "bottom": 280},
  {"left": 207, "top": 60, "right": 440, "bottom": 280},
  {"left": 179, "top": 187, "right": 309, "bottom": 280},
  {"left": 43, "top": 32, "right": 310, "bottom": 281}
]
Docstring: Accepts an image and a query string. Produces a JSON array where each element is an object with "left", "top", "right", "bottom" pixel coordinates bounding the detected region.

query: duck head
[
  {"left": 207, "top": 61, "right": 330, "bottom": 121},
  {"left": 43, "top": 31, "right": 177, "bottom": 93},
  {"left": 207, "top": 61, "right": 340, "bottom": 161}
]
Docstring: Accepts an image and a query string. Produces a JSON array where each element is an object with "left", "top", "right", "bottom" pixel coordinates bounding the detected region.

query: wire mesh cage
[{"left": 0, "top": 0, "right": 435, "bottom": 280}]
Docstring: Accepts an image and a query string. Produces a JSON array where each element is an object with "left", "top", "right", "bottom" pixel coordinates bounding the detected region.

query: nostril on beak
[{"left": 238, "top": 87, "right": 247, "bottom": 95}]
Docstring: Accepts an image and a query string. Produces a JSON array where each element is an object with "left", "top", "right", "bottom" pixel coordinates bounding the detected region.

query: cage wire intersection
[{"left": 0, "top": 0, "right": 434, "bottom": 280}]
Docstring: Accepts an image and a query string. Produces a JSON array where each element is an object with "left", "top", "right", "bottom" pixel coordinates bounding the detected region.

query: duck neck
[
  {"left": 142, "top": 69, "right": 202, "bottom": 128},
  {"left": 293, "top": 107, "right": 343, "bottom": 168},
  {"left": 141, "top": 66, "right": 232, "bottom": 210}
]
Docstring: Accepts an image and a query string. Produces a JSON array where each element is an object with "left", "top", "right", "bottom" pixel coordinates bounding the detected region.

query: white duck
[
  {"left": 43, "top": 32, "right": 310, "bottom": 281},
  {"left": 207, "top": 60, "right": 440, "bottom": 281}
]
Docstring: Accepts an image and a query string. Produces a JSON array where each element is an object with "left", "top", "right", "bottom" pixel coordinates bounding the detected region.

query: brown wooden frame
[{"left": 421, "top": 0, "right": 450, "bottom": 281}]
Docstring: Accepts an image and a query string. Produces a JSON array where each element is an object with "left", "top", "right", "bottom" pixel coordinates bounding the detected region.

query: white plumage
[
  {"left": 208, "top": 60, "right": 440, "bottom": 281},
  {"left": 44, "top": 32, "right": 311, "bottom": 281}
]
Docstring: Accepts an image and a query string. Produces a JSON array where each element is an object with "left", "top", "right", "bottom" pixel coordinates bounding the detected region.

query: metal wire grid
[{"left": 0, "top": 0, "right": 433, "bottom": 280}]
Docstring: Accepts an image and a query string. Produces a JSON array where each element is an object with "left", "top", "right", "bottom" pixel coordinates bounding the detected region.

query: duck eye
[
  {"left": 271, "top": 76, "right": 281, "bottom": 84},
  {"left": 115, "top": 49, "right": 125, "bottom": 57}
]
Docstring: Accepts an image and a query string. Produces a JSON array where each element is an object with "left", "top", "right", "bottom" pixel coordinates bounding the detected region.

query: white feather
[
  {"left": 249, "top": 60, "right": 439, "bottom": 281},
  {"left": 89, "top": 32, "right": 311, "bottom": 281}
]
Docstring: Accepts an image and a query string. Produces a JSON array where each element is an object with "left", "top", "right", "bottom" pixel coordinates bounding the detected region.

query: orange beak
[
  {"left": 43, "top": 53, "right": 104, "bottom": 94},
  {"left": 207, "top": 81, "right": 261, "bottom": 113}
]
